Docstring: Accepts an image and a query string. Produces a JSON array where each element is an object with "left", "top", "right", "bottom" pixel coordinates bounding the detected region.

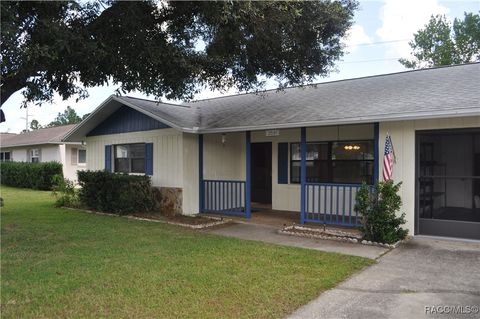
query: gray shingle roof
[
  {"left": 64, "top": 63, "right": 480, "bottom": 140},
  {"left": 184, "top": 63, "right": 479, "bottom": 132},
  {"left": 1, "top": 124, "right": 78, "bottom": 148}
]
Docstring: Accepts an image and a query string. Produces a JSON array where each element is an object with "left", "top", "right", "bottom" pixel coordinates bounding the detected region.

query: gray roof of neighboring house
[
  {"left": 1, "top": 124, "right": 78, "bottom": 148},
  {"left": 64, "top": 63, "right": 480, "bottom": 140}
]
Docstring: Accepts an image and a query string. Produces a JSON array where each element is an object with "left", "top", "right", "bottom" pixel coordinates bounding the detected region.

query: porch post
[
  {"left": 198, "top": 134, "right": 204, "bottom": 213},
  {"left": 373, "top": 122, "right": 379, "bottom": 183},
  {"left": 245, "top": 131, "right": 252, "bottom": 218},
  {"left": 300, "top": 127, "right": 307, "bottom": 224}
]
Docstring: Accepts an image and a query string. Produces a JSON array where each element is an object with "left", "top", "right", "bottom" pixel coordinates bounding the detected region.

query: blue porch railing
[
  {"left": 202, "top": 180, "right": 246, "bottom": 216},
  {"left": 303, "top": 183, "right": 370, "bottom": 227}
]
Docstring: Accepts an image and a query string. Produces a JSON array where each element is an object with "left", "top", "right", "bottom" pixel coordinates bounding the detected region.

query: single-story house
[
  {"left": 1, "top": 124, "right": 87, "bottom": 181},
  {"left": 64, "top": 63, "right": 480, "bottom": 240}
]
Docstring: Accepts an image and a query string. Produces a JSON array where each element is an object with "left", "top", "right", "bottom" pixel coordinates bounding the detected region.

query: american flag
[{"left": 383, "top": 134, "right": 396, "bottom": 181}]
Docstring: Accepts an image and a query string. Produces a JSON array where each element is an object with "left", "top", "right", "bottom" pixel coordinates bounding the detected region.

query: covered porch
[{"left": 198, "top": 123, "right": 380, "bottom": 228}]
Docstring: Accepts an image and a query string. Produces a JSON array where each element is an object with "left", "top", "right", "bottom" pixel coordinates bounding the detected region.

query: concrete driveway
[{"left": 288, "top": 237, "right": 480, "bottom": 319}]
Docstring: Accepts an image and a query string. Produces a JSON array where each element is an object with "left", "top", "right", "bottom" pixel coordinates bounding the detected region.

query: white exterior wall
[
  {"left": 182, "top": 133, "right": 199, "bottom": 215},
  {"left": 251, "top": 124, "right": 374, "bottom": 212},
  {"left": 63, "top": 144, "right": 87, "bottom": 181},
  {"left": 85, "top": 128, "right": 183, "bottom": 188},
  {"left": 2, "top": 144, "right": 59, "bottom": 162},
  {"left": 1, "top": 144, "right": 85, "bottom": 181},
  {"left": 379, "top": 116, "right": 480, "bottom": 234},
  {"left": 203, "top": 132, "right": 246, "bottom": 180},
  {"left": 10, "top": 148, "right": 28, "bottom": 162}
]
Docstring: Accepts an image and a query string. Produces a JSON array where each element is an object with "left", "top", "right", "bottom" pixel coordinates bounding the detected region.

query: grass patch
[{"left": 1, "top": 186, "right": 372, "bottom": 318}]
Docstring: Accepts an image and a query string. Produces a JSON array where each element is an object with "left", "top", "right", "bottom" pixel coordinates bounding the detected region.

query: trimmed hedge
[
  {"left": 77, "top": 170, "right": 155, "bottom": 215},
  {"left": 0, "top": 161, "right": 63, "bottom": 190}
]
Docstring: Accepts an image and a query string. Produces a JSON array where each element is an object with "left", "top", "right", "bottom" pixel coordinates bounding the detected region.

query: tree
[
  {"left": 48, "top": 106, "right": 82, "bottom": 127},
  {"left": 399, "top": 12, "right": 480, "bottom": 69},
  {"left": 30, "top": 119, "right": 42, "bottom": 130},
  {"left": 1, "top": 0, "right": 358, "bottom": 108}
]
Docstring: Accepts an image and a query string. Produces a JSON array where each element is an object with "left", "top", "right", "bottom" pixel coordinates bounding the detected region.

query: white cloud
[
  {"left": 343, "top": 24, "right": 373, "bottom": 53},
  {"left": 376, "top": 0, "right": 450, "bottom": 58}
]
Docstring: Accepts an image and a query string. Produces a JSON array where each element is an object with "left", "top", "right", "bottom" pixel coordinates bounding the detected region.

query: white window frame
[
  {"left": 30, "top": 149, "right": 41, "bottom": 163},
  {"left": 114, "top": 143, "right": 146, "bottom": 174},
  {"left": 78, "top": 149, "right": 87, "bottom": 165}
]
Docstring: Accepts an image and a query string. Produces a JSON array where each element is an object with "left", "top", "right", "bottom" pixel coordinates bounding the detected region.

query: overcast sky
[{"left": 1, "top": 0, "right": 479, "bottom": 133}]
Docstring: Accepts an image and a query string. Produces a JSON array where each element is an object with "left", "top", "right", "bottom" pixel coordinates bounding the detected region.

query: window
[
  {"left": 290, "top": 140, "right": 374, "bottom": 184},
  {"left": 71, "top": 148, "right": 86, "bottom": 165},
  {"left": 114, "top": 144, "right": 145, "bottom": 173},
  {"left": 29, "top": 149, "right": 40, "bottom": 163},
  {"left": 78, "top": 149, "right": 86, "bottom": 164},
  {"left": 0, "top": 152, "right": 11, "bottom": 162}
]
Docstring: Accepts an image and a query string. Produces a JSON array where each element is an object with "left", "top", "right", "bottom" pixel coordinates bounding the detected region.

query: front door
[{"left": 251, "top": 143, "right": 272, "bottom": 204}]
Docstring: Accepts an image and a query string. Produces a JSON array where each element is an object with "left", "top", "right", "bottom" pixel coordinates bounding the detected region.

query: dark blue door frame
[
  {"left": 373, "top": 122, "right": 380, "bottom": 183},
  {"left": 245, "top": 131, "right": 252, "bottom": 218},
  {"left": 300, "top": 127, "right": 307, "bottom": 224},
  {"left": 198, "top": 134, "right": 204, "bottom": 213}
]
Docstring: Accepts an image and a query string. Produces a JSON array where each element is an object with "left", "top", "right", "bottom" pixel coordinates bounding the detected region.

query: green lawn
[{"left": 1, "top": 186, "right": 372, "bottom": 318}]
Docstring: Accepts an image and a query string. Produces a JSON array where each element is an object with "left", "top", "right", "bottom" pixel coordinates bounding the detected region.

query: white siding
[
  {"left": 11, "top": 148, "right": 27, "bottom": 162},
  {"left": 379, "top": 116, "right": 480, "bottom": 234},
  {"left": 182, "top": 133, "right": 199, "bottom": 215},
  {"left": 203, "top": 132, "right": 246, "bottom": 180},
  {"left": 85, "top": 129, "right": 183, "bottom": 188},
  {"left": 37, "top": 145, "right": 60, "bottom": 162},
  {"left": 63, "top": 144, "right": 87, "bottom": 181}
]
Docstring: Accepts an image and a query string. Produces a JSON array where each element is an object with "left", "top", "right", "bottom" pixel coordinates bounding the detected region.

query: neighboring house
[
  {"left": 64, "top": 63, "right": 480, "bottom": 240},
  {"left": 0, "top": 124, "right": 87, "bottom": 181}
]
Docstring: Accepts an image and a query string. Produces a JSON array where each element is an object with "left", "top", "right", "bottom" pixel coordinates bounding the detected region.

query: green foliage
[
  {"left": 30, "top": 119, "right": 42, "bottom": 130},
  {"left": 77, "top": 170, "right": 155, "bottom": 215},
  {"left": 1, "top": 0, "right": 358, "bottom": 106},
  {"left": 357, "top": 181, "right": 408, "bottom": 244},
  {"left": 400, "top": 12, "right": 480, "bottom": 69},
  {"left": 48, "top": 106, "right": 82, "bottom": 127},
  {"left": 51, "top": 174, "right": 79, "bottom": 208},
  {"left": 0, "top": 161, "right": 63, "bottom": 190}
]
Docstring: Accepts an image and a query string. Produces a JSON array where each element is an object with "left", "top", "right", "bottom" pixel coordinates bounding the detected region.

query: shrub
[
  {"left": 77, "top": 170, "right": 155, "bottom": 215},
  {"left": 0, "top": 161, "right": 63, "bottom": 190},
  {"left": 51, "top": 175, "right": 80, "bottom": 208},
  {"left": 357, "top": 180, "right": 408, "bottom": 244}
]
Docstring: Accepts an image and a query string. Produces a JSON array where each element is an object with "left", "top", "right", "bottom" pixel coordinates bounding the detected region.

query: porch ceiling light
[
  {"left": 221, "top": 133, "right": 227, "bottom": 146},
  {"left": 344, "top": 144, "right": 360, "bottom": 151}
]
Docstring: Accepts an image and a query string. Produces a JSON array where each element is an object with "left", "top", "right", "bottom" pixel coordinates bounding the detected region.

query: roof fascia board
[
  {"left": 0, "top": 142, "right": 64, "bottom": 148},
  {"left": 195, "top": 109, "right": 480, "bottom": 134}
]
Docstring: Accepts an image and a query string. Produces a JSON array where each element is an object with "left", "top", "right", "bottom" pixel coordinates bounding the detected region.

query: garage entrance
[{"left": 416, "top": 128, "right": 480, "bottom": 240}]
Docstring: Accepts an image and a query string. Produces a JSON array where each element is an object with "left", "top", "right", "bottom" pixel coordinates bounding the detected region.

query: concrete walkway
[
  {"left": 205, "top": 222, "right": 388, "bottom": 259},
  {"left": 288, "top": 237, "right": 480, "bottom": 319}
]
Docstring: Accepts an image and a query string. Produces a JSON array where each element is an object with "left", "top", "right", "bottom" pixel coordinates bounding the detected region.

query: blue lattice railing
[
  {"left": 202, "top": 180, "right": 246, "bottom": 216},
  {"left": 303, "top": 183, "right": 370, "bottom": 227}
]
